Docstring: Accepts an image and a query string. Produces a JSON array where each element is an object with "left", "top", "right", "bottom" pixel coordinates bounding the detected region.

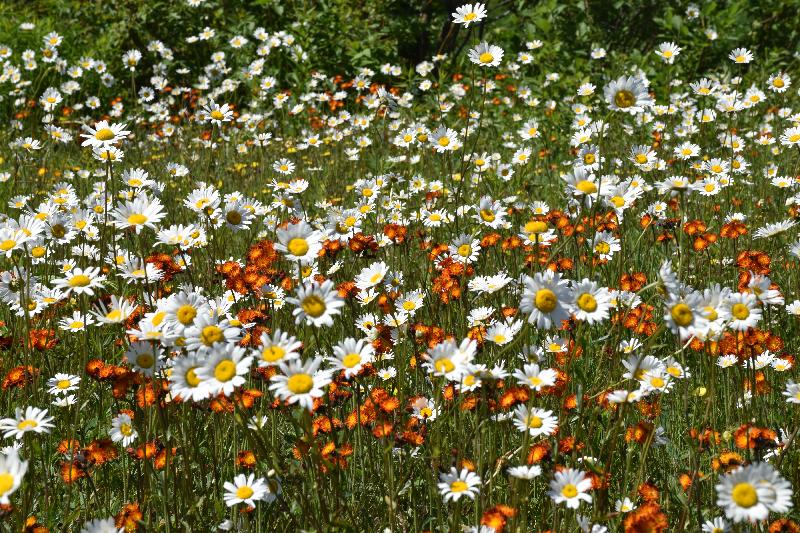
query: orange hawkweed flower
[
  {"left": 623, "top": 502, "right": 668, "bottom": 532},
  {"left": 2, "top": 365, "right": 39, "bottom": 390},
  {"left": 116, "top": 502, "right": 143, "bottom": 531}
]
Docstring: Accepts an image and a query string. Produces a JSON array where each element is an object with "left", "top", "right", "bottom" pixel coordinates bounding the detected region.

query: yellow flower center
[
  {"left": 576, "top": 293, "right": 598, "bottom": 312},
  {"left": 561, "top": 483, "right": 578, "bottom": 498},
  {"left": 650, "top": 376, "right": 665, "bottom": 388},
  {"left": 479, "top": 209, "right": 496, "bottom": 222},
  {"left": 136, "top": 353, "right": 154, "bottom": 369},
  {"left": 120, "top": 423, "right": 134, "bottom": 436},
  {"left": 226, "top": 211, "right": 242, "bottom": 225},
  {"left": 0, "top": 239, "right": 16, "bottom": 252},
  {"left": 774, "top": 79, "right": 785, "bottom": 88},
  {"left": 214, "top": 360, "right": 236, "bottom": 382},
  {"left": 301, "top": 295, "right": 326, "bottom": 318},
  {"left": 457, "top": 244, "right": 472, "bottom": 257},
  {"left": 527, "top": 415, "right": 543, "bottom": 428},
  {"left": 287, "top": 238, "right": 309, "bottom": 256},
  {"left": 434, "top": 358, "right": 455, "bottom": 374},
  {"left": 584, "top": 153, "right": 596, "bottom": 165},
  {"left": 478, "top": 52, "right": 494, "bottom": 64},
  {"left": 177, "top": 305, "right": 197, "bottom": 325},
  {"left": 704, "top": 306, "right": 718, "bottom": 321},
  {"left": 595, "top": 242, "right": 611, "bottom": 255},
  {"left": 535, "top": 288, "right": 557, "bottom": 313},
  {"left": 127, "top": 213, "right": 148, "bottom": 225},
  {"left": 464, "top": 12, "right": 477, "bottom": 20},
  {"left": 576, "top": 180, "right": 597, "bottom": 194},
  {"left": 731, "top": 482, "right": 758, "bottom": 508},
  {"left": 210, "top": 110, "right": 225, "bottom": 121},
  {"left": 17, "top": 419, "right": 37, "bottom": 430},
  {"left": 635, "top": 154, "right": 648, "bottom": 164},
  {"left": 57, "top": 379, "right": 72, "bottom": 389},
  {"left": 450, "top": 480, "right": 468, "bottom": 492},
  {"left": 70, "top": 321, "right": 84, "bottom": 329},
  {"left": 342, "top": 353, "right": 361, "bottom": 368},
  {"left": 437, "top": 136, "right": 450, "bottom": 147},
  {"left": 614, "top": 90, "right": 635, "bottom": 108},
  {"left": 287, "top": 373, "right": 314, "bottom": 394},
  {"left": 670, "top": 303, "right": 693, "bottom": 327},
  {"left": 151, "top": 311, "right": 166, "bottom": 327},
  {"left": 731, "top": 303, "right": 750, "bottom": 320},
  {"left": 95, "top": 128, "right": 115, "bottom": 141},
  {"left": 185, "top": 368, "right": 201, "bottom": 387},
  {"left": 200, "top": 325, "right": 224, "bottom": 346},
  {"left": 402, "top": 301, "right": 417, "bottom": 311},
  {"left": 262, "top": 346, "right": 286, "bottom": 363},
  {"left": 236, "top": 486, "right": 255, "bottom": 499},
  {"left": 105, "top": 308, "right": 122, "bottom": 321},
  {"left": 69, "top": 274, "right": 91, "bottom": 287},
  {"left": 0, "top": 473, "right": 15, "bottom": 496}
]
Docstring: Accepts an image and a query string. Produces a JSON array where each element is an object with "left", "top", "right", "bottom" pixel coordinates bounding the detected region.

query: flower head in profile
[
  {"left": 452, "top": 3, "right": 487, "bottom": 27},
  {"left": 80, "top": 120, "right": 130, "bottom": 148},
  {"left": 729, "top": 47, "right": 753, "bottom": 64}
]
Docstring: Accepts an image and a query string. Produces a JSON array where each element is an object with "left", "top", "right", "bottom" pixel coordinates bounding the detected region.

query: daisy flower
[
  {"left": 288, "top": 279, "right": 344, "bottom": 327},
  {"left": 80, "top": 518, "right": 124, "bottom": 533},
  {"left": 452, "top": 3, "right": 487, "bottom": 27},
  {"left": 0, "top": 407, "right": 54, "bottom": 440},
  {"left": 328, "top": 337, "right": 374, "bottom": 378},
  {"left": 729, "top": 47, "right": 754, "bottom": 64},
  {"left": 257, "top": 329, "right": 302, "bottom": 367},
  {"left": 80, "top": 120, "right": 130, "bottom": 148},
  {"left": 269, "top": 357, "right": 332, "bottom": 411},
  {"left": 519, "top": 270, "right": 571, "bottom": 329},
  {"left": 197, "top": 345, "right": 253, "bottom": 397},
  {"left": 275, "top": 220, "right": 323, "bottom": 264},
  {"left": 604, "top": 75, "right": 653, "bottom": 114},
  {"left": 437, "top": 467, "right": 481, "bottom": 502},
  {"left": 570, "top": 279, "right": 611, "bottom": 324},
  {"left": 112, "top": 193, "right": 166, "bottom": 234},
  {"left": 53, "top": 266, "right": 105, "bottom": 296},
  {"left": 549, "top": 468, "right": 593, "bottom": 509},
  {"left": 46, "top": 373, "right": 80, "bottom": 395},
  {"left": 223, "top": 473, "right": 270, "bottom": 507},
  {"left": 422, "top": 338, "right": 476, "bottom": 382},
  {"left": 513, "top": 363, "right": 557, "bottom": 391},
  {"left": 169, "top": 354, "right": 211, "bottom": 402},
  {"left": 0, "top": 449, "right": 27, "bottom": 504},
  {"left": 468, "top": 42, "right": 503, "bottom": 68},
  {"left": 715, "top": 462, "right": 792, "bottom": 522},
  {"left": 512, "top": 405, "right": 558, "bottom": 437},
  {"left": 109, "top": 413, "right": 137, "bottom": 446},
  {"left": 202, "top": 100, "right": 234, "bottom": 125}
]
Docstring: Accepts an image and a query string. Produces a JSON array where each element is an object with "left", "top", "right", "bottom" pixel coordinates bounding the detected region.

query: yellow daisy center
[
  {"left": 287, "top": 373, "right": 314, "bottom": 394},
  {"left": 670, "top": 303, "right": 693, "bottom": 327},
  {"left": 200, "top": 325, "right": 224, "bottom": 346},
  {"left": 301, "top": 295, "right": 326, "bottom": 318},
  {"left": 214, "top": 360, "right": 236, "bottom": 382},
  {"left": 535, "top": 288, "right": 557, "bottom": 313},
  {"left": 731, "top": 482, "right": 758, "bottom": 508},
  {"left": 95, "top": 128, "right": 115, "bottom": 141},
  {"left": 287, "top": 238, "right": 309, "bottom": 256}
]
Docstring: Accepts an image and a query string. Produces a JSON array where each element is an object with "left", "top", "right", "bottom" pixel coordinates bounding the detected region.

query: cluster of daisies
[{"left": 1, "top": 0, "right": 800, "bottom": 531}]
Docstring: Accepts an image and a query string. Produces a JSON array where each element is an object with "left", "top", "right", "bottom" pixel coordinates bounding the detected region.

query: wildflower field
[{"left": 2, "top": 0, "right": 800, "bottom": 531}]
